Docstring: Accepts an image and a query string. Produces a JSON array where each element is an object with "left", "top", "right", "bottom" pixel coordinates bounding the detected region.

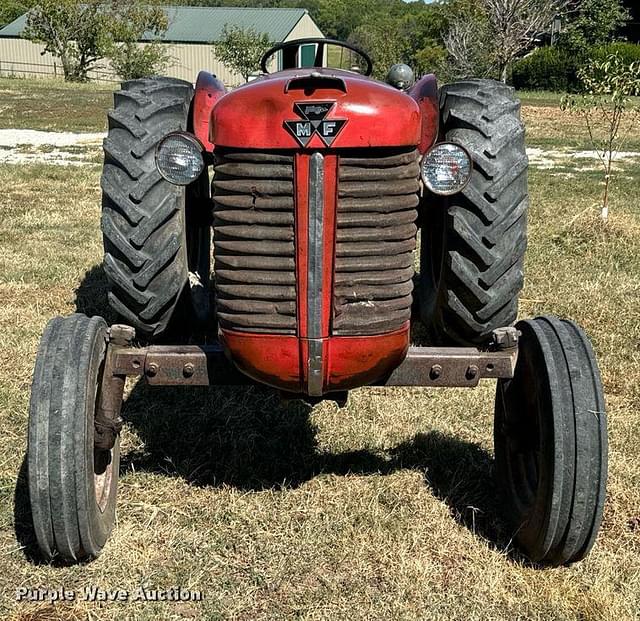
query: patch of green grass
[
  {"left": 517, "top": 90, "right": 565, "bottom": 107},
  {"left": 0, "top": 77, "right": 114, "bottom": 132}
]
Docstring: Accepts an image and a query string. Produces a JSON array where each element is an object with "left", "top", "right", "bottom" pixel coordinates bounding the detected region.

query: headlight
[
  {"left": 155, "top": 132, "right": 205, "bottom": 186},
  {"left": 421, "top": 143, "right": 472, "bottom": 196}
]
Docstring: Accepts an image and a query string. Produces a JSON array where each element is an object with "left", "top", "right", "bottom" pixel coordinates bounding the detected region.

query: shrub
[
  {"left": 109, "top": 41, "right": 170, "bottom": 81},
  {"left": 512, "top": 43, "right": 640, "bottom": 93},
  {"left": 512, "top": 46, "right": 580, "bottom": 91},
  {"left": 589, "top": 42, "right": 640, "bottom": 67}
]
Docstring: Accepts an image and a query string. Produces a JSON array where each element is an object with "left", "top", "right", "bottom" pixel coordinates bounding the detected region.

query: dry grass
[
  {"left": 0, "top": 81, "right": 639, "bottom": 620},
  {"left": 0, "top": 77, "right": 113, "bottom": 132}
]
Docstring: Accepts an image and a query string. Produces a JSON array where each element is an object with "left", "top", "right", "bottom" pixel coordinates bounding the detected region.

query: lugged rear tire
[
  {"left": 419, "top": 79, "right": 528, "bottom": 345},
  {"left": 101, "top": 77, "right": 211, "bottom": 338}
]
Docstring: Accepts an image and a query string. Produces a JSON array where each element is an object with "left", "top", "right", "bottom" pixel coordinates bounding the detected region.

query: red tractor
[{"left": 27, "top": 39, "right": 607, "bottom": 566}]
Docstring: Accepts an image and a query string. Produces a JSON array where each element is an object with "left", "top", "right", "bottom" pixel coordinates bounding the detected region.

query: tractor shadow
[
  {"left": 13, "top": 458, "right": 43, "bottom": 564},
  {"left": 74, "top": 263, "right": 118, "bottom": 323},
  {"left": 120, "top": 380, "right": 519, "bottom": 559},
  {"left": 49, "top": 263, "right": 521, "bottom": 561}
]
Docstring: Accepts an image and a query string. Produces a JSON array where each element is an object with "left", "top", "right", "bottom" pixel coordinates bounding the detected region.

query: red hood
[{"left": 211, "top": 68, "right": 422, "bottom": 150}]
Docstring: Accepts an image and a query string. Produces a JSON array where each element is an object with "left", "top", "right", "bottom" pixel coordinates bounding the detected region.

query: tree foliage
[
  {"left": 349, "top": 18, "right": 407, "bottom": 79},
  {"left": 213, "top": 24, "right": 272, "bottom": 82},
  {"left": 107, "top": 4, "right": 170, "bottom": 80},
  {"left": 559, "top": 0, "right": 630, "bottom": 56},
  {"left": 109, "top": 42, "right": 171, "bottom": 82},
  {"left": 0, "top": 0, "right": 36, "bottom": 29},
  {"left": 24, "top": 0, "right": 168, "bottom": 82}
]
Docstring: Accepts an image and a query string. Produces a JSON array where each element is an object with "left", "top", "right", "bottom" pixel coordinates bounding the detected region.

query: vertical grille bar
[
  {"left": 307, "top": 152, "right": 325, "bottom": 396},
  {"left": 307, "top": 153, "right": 325, "bottom": 340}
]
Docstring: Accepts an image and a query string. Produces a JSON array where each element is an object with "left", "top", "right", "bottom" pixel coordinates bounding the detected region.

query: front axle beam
[{"left": 109, "top": 341, "right": 517, "bottom": 389}]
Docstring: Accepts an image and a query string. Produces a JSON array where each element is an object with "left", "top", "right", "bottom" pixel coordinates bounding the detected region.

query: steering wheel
[{"left": 260, "top": 38, "right": 373, "bottom": 77}]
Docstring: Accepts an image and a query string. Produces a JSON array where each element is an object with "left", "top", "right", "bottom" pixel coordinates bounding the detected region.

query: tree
[
  {"left": 400, "top": 5, "right": 448, "bottom": 74},
  {"left": 444, "top": 0, "right": 569, "bottom": 82},
  {"left": 24, "top": 0, "right": 168, "bottom": 82},
  {"left": 349, "top": 17, "right": 408, "bottom": 79},
  {"left": 25, "top": 0, "right": 107, "bottom": 81},
  {"left": 485, "top": 0, "right": 570, "bottom": 82},
  {"left": 559, "top": 0, "right": 629, "bottom": 56},
  {"left": 213, "top": 24, "right": 272, "bottom": 83},
  {"left": 107, "top": 4, "right": 170, "bottom": 80},
  {"left": 562, "top": 54, "right": 640, "bottom": 222},
  {"left": 108, "top": 42, "right": 171, "bottom": 81},
  {"left": 442, "top": 0, "right": 494, "bottom": 79},
  {"left": 0, "top": 0, "right": 36, "bottom": 29}
]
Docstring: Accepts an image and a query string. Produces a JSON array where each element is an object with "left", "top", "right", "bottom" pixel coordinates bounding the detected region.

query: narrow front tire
[
  {"left": 28, "top": 314, "right": 120, "bottom": 562},
  {"left": 494, "top": 316, "right": 607, "bottom": 565}
]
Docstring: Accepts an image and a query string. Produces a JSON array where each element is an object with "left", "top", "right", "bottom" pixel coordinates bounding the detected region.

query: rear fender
[
  {"left": 190, "top": 71, "right": 226, "bottom": 153},
  {"left": 409, "top": 74, "right": 439, "bottom": 154}
]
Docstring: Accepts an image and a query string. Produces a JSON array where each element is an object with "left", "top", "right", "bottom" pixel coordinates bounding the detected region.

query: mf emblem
[{"left": 284, "top": 102, "right": 347, "bottom": 147}]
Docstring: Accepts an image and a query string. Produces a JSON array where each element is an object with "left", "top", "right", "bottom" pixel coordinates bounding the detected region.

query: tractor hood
[{"left": 211, "top": 68, "right": 422, "bottom": 150}]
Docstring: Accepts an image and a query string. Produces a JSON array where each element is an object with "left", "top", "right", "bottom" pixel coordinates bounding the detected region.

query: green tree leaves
[
  {"left": 24, "top": 0, "right": 169, "bottom": 82},
  {"left": 0, "top": 0, "right": 36, "bottom": 29},
  {"left": 213, "top": 25, "right": 273, "bottom": 82},
  {"left": 559, "top": 0, "right": 630, "bottom": 55},
  {"left": 562, "top": 54, "right": 640, "bottom": 220}
]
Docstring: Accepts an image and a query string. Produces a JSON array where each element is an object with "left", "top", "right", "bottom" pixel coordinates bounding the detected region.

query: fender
[
  {"left": 409, "top": 73, "right": 439, "bottom": 154},
  {"left": 190, "top": 71, "right": 226, "bottom": 153}
]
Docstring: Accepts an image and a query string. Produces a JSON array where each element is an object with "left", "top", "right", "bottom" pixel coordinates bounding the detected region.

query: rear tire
[
  {"left": 420, "top": 79, "right": 528, "bottom": 345},
  {"left": 101, "top": 77, "right": 211, "bottom": 339},
  {"left": 494, "top": 316, "right": 608, "bottom": 565},
  {"left": 28, "top": 314, "right": 119, "bottom": 562}
]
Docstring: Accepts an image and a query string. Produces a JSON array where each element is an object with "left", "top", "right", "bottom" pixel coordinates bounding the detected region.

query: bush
[
  {"left": 512, "top": 43, "right": 640, "bottom": 92},
  {"left": 109, "top": 41, "right": 170, "bottom": 81},
  {"left": 589, "top": 42, "right": 640, "bottom": 67},
  {"left": 512, "top": 46, "right": 580, "bottom": 91}
]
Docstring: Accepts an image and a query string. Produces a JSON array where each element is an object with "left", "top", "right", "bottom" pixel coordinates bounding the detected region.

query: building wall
[
  {"left": 0, "top": 38, "right": 243, "bottom": 85},
  {"left": 0, "top": 37, "right": 115, "bottom": 81},
  {"left": 0, "top": 14, "right": 325, "bottom": 87},
  {"left": 166, "top": 43, "right": 242, "bottom": 85},
  {"left": 284, "top": 13, "right": 324, "bottom": 42}
]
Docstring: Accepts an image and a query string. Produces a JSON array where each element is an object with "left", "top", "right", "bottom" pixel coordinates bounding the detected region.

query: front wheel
[
  {"left": 28, "top": 314, "right": 120, "bottom": 562},
  {"left": 494, "top": 316, "right": 608, "bottom": 565}
]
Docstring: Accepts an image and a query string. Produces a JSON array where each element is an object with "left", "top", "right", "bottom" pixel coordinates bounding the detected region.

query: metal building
[{"left": 0, "top": 6, "right": 324, "bottom": 86}]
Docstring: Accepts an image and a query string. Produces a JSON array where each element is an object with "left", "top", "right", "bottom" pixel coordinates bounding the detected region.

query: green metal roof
[{"left": 0, "top": 6, "right": 312, "bottom": 43}]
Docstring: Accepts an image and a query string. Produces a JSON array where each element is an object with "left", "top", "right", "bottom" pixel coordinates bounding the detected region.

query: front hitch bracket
[
  {"left": 105, "top": 327, "right": 518, "bottom": 391},
  {"left": 94, "top": 324, "right": 133, "bottom": 450}
]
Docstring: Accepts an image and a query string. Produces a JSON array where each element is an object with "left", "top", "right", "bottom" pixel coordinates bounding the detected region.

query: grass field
[{"left": 0, "top": 78, "right": 639, "bottom": 620}]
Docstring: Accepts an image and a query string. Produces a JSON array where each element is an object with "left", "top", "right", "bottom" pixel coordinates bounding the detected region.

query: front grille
[
  {"left": 333, "top": 148, "right": 420, "bottom": 335},
  {"left": 212, "top": 150, "right": 296, "bottom": 334}
]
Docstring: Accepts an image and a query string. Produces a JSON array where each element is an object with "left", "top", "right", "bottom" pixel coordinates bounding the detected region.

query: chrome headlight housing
[
  {"left": 156, "top": 132, "right": 205, "bottom": 186},
  {"left": 421, "top": 143, "right": 472, "bottom": 196}
]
